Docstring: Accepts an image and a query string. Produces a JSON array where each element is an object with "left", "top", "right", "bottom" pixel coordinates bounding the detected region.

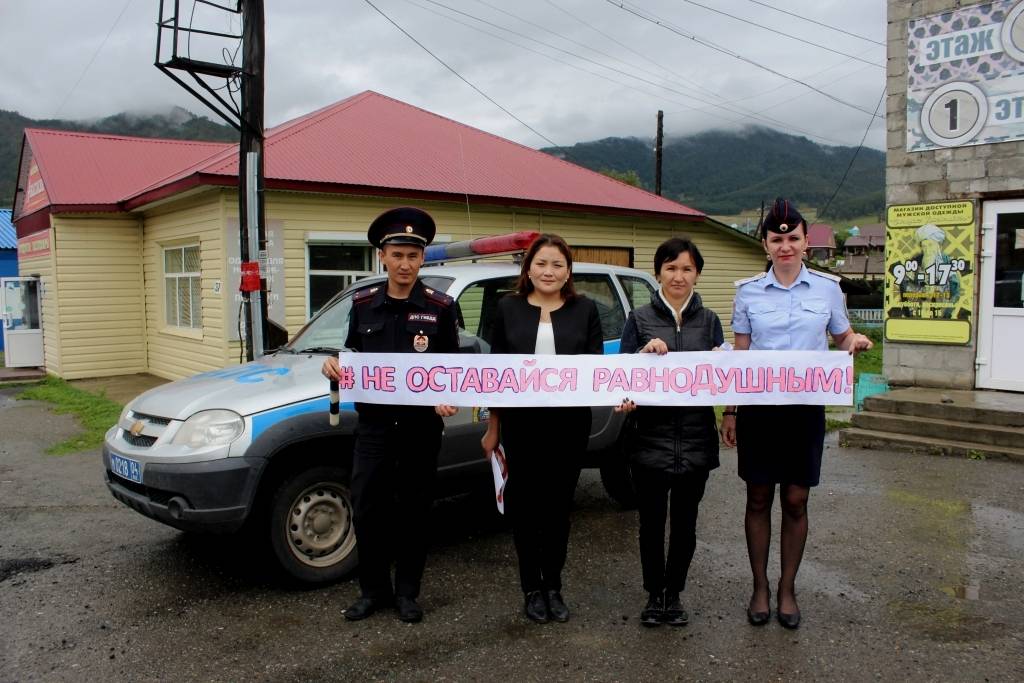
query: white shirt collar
[{"left": 658, "top": 287, "right": 694, "bottom": 325}]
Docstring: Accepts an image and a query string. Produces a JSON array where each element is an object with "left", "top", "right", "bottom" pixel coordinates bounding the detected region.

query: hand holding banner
[{"left": 335, "top": 351, "right": 854, "bottom": 408}]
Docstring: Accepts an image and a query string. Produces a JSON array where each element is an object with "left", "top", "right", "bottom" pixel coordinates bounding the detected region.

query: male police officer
[{"left": 322, "top": 207, "right": 459, "bottom": 623}]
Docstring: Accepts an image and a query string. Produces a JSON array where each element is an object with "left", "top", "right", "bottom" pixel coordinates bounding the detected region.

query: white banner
[{"left": 336, "top": 351, "right": 854, "bottom": 407}]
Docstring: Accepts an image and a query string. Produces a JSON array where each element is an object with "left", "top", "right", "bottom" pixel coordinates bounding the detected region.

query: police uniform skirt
[{"left": 736, "top": 404, "right": 825, "bottom": 487}]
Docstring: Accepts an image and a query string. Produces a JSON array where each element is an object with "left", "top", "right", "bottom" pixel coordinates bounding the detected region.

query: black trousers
[
  {"left": 632, "top": 464, "right": 709, "bottom": 595},
  {"left": 501, "top": 407, "right": 590, "bottom": 594},
  {"left": 351, "top": 410, "right": 442, "bottom": 600}
]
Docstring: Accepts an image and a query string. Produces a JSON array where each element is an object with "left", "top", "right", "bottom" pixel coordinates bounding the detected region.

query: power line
[
  {"left": 362, "top": 0, "right": 559, "bottom": 147},
  {"left": 404, "top": 0, "right": 854, "bottom": 145},
  {"left": 55, "top": 0, "right": 136, "bottom": 117},
  {"left": 745, "top": 0, "right": 885, "bottom": 47},
  {"left": 819, "top": 87, "right": 887, "bottom": 218},
  {"left": 676, "top": 0, "right": 883, "bottom": 68},
  {"left": 605, "top": 0, "right": 883, "bottom": 119}
]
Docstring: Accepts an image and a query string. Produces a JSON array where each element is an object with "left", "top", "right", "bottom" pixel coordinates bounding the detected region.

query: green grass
[
  {"left": 853, "top": 327, "right": 884, "bottom": 380},
  {"left": 18, "top": 376, "right": 123, "bottom": 455}
]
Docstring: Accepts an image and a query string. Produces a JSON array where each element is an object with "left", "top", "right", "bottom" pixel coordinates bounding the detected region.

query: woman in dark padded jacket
[{"left": 617, "top": 237, "right": 724, "bottom": 628}]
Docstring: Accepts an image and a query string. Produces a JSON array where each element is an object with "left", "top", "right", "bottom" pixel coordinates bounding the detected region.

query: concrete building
[
  {"left": 10, "top": 91, "right": 766, "bottom": 380},
  {"left": 885, "top": 0, "right": 1024, "bottom": 392}
]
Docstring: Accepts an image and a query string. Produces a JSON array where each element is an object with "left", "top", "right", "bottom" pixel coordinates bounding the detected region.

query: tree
[{"left": 599, "top": 168, "right": 642, "bottom": 187}]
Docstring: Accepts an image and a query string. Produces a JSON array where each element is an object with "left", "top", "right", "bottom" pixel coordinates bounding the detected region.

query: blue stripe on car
[{"left": 251, "top": 398, "right": 355, "bottom": 438}]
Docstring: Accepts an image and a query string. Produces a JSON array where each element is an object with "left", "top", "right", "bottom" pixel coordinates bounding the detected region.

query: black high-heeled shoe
[{"left": 747, "top": 589, "right": 770, "bottom": 626}]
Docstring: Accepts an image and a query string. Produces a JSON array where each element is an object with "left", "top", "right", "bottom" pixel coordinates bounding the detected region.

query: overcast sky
[{"left": 0, "top": 0, "right": 887, "bottom": 150}]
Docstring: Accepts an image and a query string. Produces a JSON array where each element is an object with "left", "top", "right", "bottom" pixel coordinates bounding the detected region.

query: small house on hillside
[
  {"left": 10, "top": 91, "right": 768, "bottom": 380},
  {"left": 806, "top": 223, "right": 836, "bottom": 263},
  {"left": 844, "top": 223, "right": 885, "bottom": 257}
]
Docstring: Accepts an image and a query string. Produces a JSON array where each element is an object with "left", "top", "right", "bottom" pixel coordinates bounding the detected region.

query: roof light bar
[{"left": 425, "top": 231, "right": 539, "bottom": 263}]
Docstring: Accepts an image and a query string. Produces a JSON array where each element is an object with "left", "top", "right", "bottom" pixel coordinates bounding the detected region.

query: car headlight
[{"left": 170, "top": 410, "right": 244, "bottom": 448}]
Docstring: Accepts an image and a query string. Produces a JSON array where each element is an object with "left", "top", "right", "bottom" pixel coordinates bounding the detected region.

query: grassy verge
[
  {"left": 18, "top": 376, "right": 122, "bottom": 455},
  {"left": 853, "top": 327, "right": 884, "bottom": 380}
]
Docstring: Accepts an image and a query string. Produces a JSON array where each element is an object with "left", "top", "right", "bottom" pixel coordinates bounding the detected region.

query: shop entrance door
[
  {"left": 977, "top": 200, "right": 1024, "bottom": 391},
  {"left": 1, "top": 277, "right": 44, "bottom": 368}
]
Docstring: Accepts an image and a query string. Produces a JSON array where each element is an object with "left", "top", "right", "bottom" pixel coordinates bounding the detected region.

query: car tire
[
  {"left": 599, "top": 450, "right": 638, "bottom": 509},
  {"left": 269, "top": 465, "right": 359, "bottom": 585}
]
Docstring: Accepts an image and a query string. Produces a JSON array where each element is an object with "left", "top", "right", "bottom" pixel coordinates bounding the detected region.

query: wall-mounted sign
[
  {"left": 908, "top": 0, "right": 1024, "bottom": 150},
  {"left": 227, "top": 219, "right": 286, "bottom": 341},
  {"left": 17, "top": 229, "right": 51, "bottom": 260},
  {"left": 884, "top": 201, "right": 975, "bottom": 344},
  {"left": 21, "top": 160, "right": 50, "bottom": 215}
]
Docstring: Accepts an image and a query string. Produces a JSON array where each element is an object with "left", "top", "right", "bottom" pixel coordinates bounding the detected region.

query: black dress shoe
[
  {"left": 546, "top": 590, "right": 570, "bottom": 623},
  {"left": 524, "top": 590, "right": 549, "bottom": 623},
  {"left": 344, "top": 596, "right": 387, "bottom": 621},
  {"left": 396, "top": 595, "right": 424, "bottom": 623},
  {"left": 640, "top": 592, "right": 664, "bottom": 627},
  {"left": 776, "top": 605, "right": 801, "bottom": 629},
  {"left": 663, "top": 592, "right": 689, "bottom": 627},
  {"left": 747, "top": 589, "right": 770, "bottom": 626}
]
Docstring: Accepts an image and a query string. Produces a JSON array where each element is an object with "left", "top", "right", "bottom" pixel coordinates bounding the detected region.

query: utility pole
[
  {"left": 654, "top": 110, "right": 664, "bottom": 196},
  {"left": 155, "top": 0, "right": 268, "bottom": 361},
  {"left": 239, "top": 0, "right": 267, "bottom": 361}
]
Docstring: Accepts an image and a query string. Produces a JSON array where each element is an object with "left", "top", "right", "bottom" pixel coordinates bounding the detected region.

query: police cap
[
  {"left": 761, "top": 197, "right": 805, "bottom": 237},
  {"left": 368, "top": 207, "right": 436, "bottom": 249}
]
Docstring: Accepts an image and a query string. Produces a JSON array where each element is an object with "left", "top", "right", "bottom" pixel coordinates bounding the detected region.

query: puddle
[{"left": 941, "top": 582, "right": 980, "bottom": 600}]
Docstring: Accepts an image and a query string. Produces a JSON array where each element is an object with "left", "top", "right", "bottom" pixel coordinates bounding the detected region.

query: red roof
[
  {"left": 19, "top": 129, "right": 231, "bottom": 211},
  {"left": 20, "top": 91, "right": 704, "bottom": 221},
  {"left": 806, "top": 223, "right": 835, "bottom": 249}
]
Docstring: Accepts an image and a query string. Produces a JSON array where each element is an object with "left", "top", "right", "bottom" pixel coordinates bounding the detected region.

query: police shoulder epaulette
[
  {"left": 423, "top": 287, "right": 454, "bottom": 307},
  {"left": 808, "top": 269, "right": 841, "bottom": 283},
  {"left": 733, "top": 272, "right": 767, "bottom": 287},
  {"left": 353, "top": 286, "right": 380, "bottom": 303}
]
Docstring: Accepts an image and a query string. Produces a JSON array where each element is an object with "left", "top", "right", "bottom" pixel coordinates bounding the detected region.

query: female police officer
[
  {"left": 719, "top": 198, "right": 872, "bottom": 629},
  {"left": 322, "top": 207, "right": 459, "bottom": 624}
]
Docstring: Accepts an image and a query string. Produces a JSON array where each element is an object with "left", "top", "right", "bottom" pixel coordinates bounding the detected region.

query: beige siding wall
[
  {"left": 50, "top": 216, "right": 146, "bottom": 379},
  {"left": 17, "top": 224, "right": 60, "bottom": 376},
  {"left": 266, "top": 192, "right": 765, "bottom": 339},
  {"left": 142, "top": 192, "right": 228, "bottom": 380}
]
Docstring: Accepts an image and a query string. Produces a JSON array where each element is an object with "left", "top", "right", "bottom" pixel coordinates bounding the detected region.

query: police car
[{"left": 103, "top": 233, "right": 659, "bottom": 585}]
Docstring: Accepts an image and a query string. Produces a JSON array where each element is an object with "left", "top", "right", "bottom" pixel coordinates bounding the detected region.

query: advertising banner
[
  {"left": 884, "top": 201, "right": 975, "bottom": 344},
  {"left": 908, "top": 0, "right": 1024, "bottom": 150},
  {"left": 335, "top": 351, "right": 854, "bottom": 408}
]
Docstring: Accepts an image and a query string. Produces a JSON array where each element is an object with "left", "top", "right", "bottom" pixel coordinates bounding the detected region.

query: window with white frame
[
  {"left": 164, "top": 244, "right": 202, "bottom": 329},
  {"left": 307, "top": 242, "right": 376, "bottom": 317}
]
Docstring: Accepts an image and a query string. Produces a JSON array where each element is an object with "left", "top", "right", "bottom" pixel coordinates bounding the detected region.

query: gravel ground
[{"left": 1, "top": 388, "right": 1022, "bottom": 682}]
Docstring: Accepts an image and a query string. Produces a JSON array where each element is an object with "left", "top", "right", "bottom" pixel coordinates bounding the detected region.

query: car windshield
[{"left": 287, "top": 276, "right": 453, "bottom": 352}]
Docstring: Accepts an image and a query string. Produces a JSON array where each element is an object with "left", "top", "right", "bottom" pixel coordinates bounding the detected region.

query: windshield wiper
[
  {"left": 297, "top": 346, "right": 341, "bottom": 354},
  {"left": 267, "top": 345, "right": 296, "bottom": 354}
]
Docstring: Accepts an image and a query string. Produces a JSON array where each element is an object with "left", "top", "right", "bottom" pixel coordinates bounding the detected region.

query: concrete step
[
  {"left": 863, "top": 389, "right": 1024, "bottom": 428},
  {"left": 851, "top": 411, "right": 1024, "bottom": 449},
  {"left": 838, "top": 427, "right": 1024, "bottom": 463}
]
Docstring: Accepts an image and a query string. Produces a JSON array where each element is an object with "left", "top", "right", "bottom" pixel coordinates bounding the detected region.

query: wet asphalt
[{"left": 1, "top": 387, "right": 1023, "bottom": 682}]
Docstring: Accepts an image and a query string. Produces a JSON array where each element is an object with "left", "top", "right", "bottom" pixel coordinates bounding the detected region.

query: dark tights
[{"left": 744, "top": 482, "right": 809, "bottom": 614}]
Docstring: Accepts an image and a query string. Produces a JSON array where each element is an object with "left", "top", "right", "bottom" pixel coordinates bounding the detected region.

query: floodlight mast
[{"left": 155, "top": 0, "right": 270, "bottom": 361}]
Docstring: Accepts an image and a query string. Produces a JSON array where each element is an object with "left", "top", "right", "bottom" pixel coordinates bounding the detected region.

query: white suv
[{"left": 103, "top": 258, "right": 658, "bottom": 584}]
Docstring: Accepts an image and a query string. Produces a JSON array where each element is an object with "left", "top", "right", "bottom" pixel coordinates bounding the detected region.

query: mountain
[
  {"left": 0, "top": 107, "right": 237, "bottom": 205},
  {"left": 543, "top": 126, "right": 885, "bottom": 220}
]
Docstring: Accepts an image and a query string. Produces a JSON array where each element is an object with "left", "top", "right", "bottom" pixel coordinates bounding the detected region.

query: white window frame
[
  {"left": 163, "top": 243, "right": 202, "bottom": 332},
  {"left": 305, "top": 232, "right": 378, "bottom": 319}
]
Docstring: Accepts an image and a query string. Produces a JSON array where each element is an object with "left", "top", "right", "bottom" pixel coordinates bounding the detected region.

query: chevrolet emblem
[{"left": 130, "top": 420, "right": 145, "bottom": 437}]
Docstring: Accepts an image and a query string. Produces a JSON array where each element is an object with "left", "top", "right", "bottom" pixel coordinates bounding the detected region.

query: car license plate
[{"left": 110, "top": 453, "right": 143, "bottom": 484}]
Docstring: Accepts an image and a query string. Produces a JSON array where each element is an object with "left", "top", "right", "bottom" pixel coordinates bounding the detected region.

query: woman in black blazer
[{"left": 481, "top": 233, "right": 603, "bottom": 624}]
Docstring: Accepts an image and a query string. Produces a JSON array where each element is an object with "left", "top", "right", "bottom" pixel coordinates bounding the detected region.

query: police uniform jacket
[
  {"left": 346, "top": 278, "right": 459, "bottom": 421},
  {"left": 731, "top": 265, "right": 850, "bottom": 351},
  {"left": 619, "top": 291, "right": 724, "bottom": 474}
]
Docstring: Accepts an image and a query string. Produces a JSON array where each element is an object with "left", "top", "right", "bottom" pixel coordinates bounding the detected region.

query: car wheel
[
  {"left": 599, "top": 449, "right": 638, "bottom": 510},
  {"left": 269, "top": 465, "right": 358, "bottom": 585}
]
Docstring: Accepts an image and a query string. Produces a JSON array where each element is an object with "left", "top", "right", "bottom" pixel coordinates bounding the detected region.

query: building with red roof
[
  {"left": 806, "top": 223, "right": 836, "bottom": 263},
  {"left": 11, "top": 91, "right": 765, "bottom": 379}
]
